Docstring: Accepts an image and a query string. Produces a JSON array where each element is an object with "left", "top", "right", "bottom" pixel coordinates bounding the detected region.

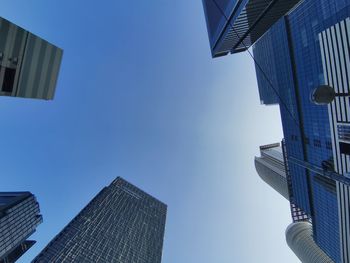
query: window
[{"left": 2, "top": 67, "right": 16, "bottom": 93}]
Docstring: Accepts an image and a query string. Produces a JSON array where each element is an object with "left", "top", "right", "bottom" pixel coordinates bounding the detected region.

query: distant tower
[
  {"left": 33, "top": 177, "right": 167, "bottom": 263},
  {"left": 255, "top": 143, "right": 289, "bottom": 200},
  {"left": 0, "top": 17, "right": 62, "bottom": 100},
  {"left": 0, "top": 192, "right": 42, "bottom": 263}
]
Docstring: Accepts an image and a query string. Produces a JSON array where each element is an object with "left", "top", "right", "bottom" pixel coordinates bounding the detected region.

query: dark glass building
[
  {"left": 0, "top": 17, "right": 62, "bottom": 100},
  {"left": 33, "top": 177, "right": 167, "bottom": 263},
  {"left": 201, "top": 0, "right": 303, "bottom": 57},
  {"left": 0, "top": 192, "right": 42, "bottom": 263}
]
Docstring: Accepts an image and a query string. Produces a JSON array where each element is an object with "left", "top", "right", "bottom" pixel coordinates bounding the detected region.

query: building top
[
  {"left": 202, "top": 0, "right": 302, "bottom": 57},
  {"left": 32, "top": 177, "right": 166, "bottom": 263},
  {"left": 0, "top": 192, "right": 32, "bottom": 218},
  {"left": 112, "top": 177, "right": 167, "bottom": 208}
]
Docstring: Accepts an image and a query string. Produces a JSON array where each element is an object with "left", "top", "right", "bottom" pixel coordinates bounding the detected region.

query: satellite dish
[{"left": 310, "top": 85, "right": 336, "bottom": 105}]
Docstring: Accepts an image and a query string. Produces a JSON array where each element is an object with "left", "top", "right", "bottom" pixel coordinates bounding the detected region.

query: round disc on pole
[{"left": 310, "top": 85, "right": 336, "bottom": 105}]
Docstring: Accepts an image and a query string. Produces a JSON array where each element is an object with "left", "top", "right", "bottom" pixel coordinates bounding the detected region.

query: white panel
[
  {"left": 341, "top": 20, "right": 350, "bottom": 94},
  {"left": 336, "top": 97, "right": 342, "bottom": 122},
  {"left": 331, "top": 26, "right": 343, "bottom": 94},
  {"left": 327, "top": 28, "right": 338, "bottom": 92}
]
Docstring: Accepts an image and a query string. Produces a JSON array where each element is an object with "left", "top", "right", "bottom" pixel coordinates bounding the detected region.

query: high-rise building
[
  {"left": 0, "top": 17, "right": 62, "bottom": 100},
  {"left": 255, "top": 143, "right": 289, "bottom": 200},
  {"left": 201, "top": 0, "right": 303, "bottom": 57},
  {"left": 0, "top": 192, "right": 42, "bottom": 263},
  {"left": 252, "top": 1, "right": 350, "bottom": 261},
  {"left": 202, "top": 0, "right": 350, "bottom": 262},
  {"left": 286, "top": 222, "right": 334, "bottom": 263},
  {"left": 33, "top": 177, "right": 167, "bottom": 263}
]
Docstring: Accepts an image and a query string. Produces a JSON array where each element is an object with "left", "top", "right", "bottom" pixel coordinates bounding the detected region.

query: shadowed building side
[
  {"left": 0, "top": 17, "right": 63, "bottom": 100},
  {"left": 286, "top": 222, "right": 334, "bottom": 263},
  {"left": 0, "top": 192, "right": 42, "bottom": 263}
]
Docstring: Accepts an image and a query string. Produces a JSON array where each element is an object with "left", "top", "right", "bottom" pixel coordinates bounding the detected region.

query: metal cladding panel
[
  {"left": 0, "top": 17, "right": 62, "bottom": 100},
  {"left": 16, "top": 33, "right": 63, "bottom": 100},
  {"left": 203, "top": 0, "right": 302, "bottom": 57}
]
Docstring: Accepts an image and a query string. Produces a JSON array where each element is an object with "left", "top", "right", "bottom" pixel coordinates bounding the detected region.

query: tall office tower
[
  {"left": 0, "top": 17, "right": 62, "bottom": 100},
  {"left": 252, "top": 1, "right": 350, "bottom": 261},
  {"left": 255, "top": 144, "right": 334, "bottom": 262},
  {"left": 255, "top": 143, "right": 289, "bottom": 200},
  {"left": 201, "top": 0, "right": 303, "bottom": 57},
  {"left": 0, "top": 192, "right": 42, "bottom": 263},
  {"left": 202, "top": 0, "right": 350, "bottom": 262},
  {"left": 33, "top": 177, "right": 167, "bottom": 263}
]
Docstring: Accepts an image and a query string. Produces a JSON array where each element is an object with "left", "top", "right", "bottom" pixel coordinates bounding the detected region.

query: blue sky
[{"left": 2, "top": 1, "right": 298, "bottom": 262}]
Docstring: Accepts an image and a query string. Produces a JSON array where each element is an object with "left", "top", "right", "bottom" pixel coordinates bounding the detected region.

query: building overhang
[{"left": 203, "top": 0, "right": 303, "bottom": 58}]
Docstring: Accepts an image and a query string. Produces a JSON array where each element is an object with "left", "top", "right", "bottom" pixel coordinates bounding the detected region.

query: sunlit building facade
[
  {"left": 203, "top": 0, "right": 350, "bottom": 262},
  {"left": 253, "top": 0, "right": 350, "bottom": 262},
  {"left": 255, "top": 143, "right": 289, "bottom": 200},
  {"left": 33, "top": 177, "right": 167, "bottom": 263}
]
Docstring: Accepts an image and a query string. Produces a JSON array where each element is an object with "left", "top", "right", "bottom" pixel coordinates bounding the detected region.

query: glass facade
[
  {"left": 253, "top": 0, "right": 350, "bottom": 262},
  {"left": 0, "top": 192, "right": 42, "bottom": 263},
  {"left": 33, "top": 177, "right": 167, "bottom": 263},
  {"left": 201, "top": 0, "right": 302, "bottom": 57}
]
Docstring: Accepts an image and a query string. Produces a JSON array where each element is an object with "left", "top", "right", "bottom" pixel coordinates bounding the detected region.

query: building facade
[
  {"left": 255, "top": 143, "right": 289, "bottom": 200},
  {"left": 33, "top": 177, "right": 167, "bottom": 263},
  {"left": 0, "top": 192, "right": 42, "bottom": 263},
  {"left": 201, "top": 0, "right": 303, "bottom": 57},
  {"left": 0, "top": 17, "right": 62, "bottom": 100},
  {"left": 252, "top": 0, "right": 350, "bottom": 262},
  {"left": 202, "top": 0, "right": 350, "bottom": 262}
]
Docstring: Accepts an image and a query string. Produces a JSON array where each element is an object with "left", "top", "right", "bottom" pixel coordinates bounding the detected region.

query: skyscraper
[
  {"left": 202, "top": 0, "right": 350, "bottom": 262},
  {"left": 201, "top": 0, "right": 303, "bottom": 57},
  {"left": 33, "top": 177, "right": 167, "bottom": 263},
  {"left": 255, "top": 143, "right": 289, "bottom": 200},
  {"left": 252, "top": 1, "right": 350, "bottom": 261},
  {"left": 0, "top": 192, "right": 42, "bottom": 263},
  {"left": 0, "top": 17, "right": 62, "bottom": 100}
]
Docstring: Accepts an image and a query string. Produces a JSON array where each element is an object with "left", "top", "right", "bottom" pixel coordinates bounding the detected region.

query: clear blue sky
[{"left": 2, "top": 1, "right": 298, "bottom": 262}]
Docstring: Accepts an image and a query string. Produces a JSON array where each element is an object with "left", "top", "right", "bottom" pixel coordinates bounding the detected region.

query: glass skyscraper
[
  {"left": 253, "top": 1, "right": 350, "bottom": 261},
  {"left": 0, "top": 192, "right": 42, "bottom": 263},
  {"left": 201, "top": 0, "right": 303, "bottom": 57},
  {"left": 255, "top": 143, "right": 289, "bottom": 200},
  {"left": 0, "top": 17, "right": 62, "bottom": 100},
  {"left": 33, "top": 177, "right": 167, "bottom": 263},
  {"left": 203, "top": 0, "right": 350, "bottom": 262}
]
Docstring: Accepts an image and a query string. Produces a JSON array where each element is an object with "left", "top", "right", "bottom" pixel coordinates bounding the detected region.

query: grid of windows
[
  {"left": 0, "top": 193, "right": 42, "bottom": 261},
  {"left": 33, "top": 177, "right": 167, "bottom": 263},
  {"left": 253, "top": 0, "right": 350, "bottom": 262}
]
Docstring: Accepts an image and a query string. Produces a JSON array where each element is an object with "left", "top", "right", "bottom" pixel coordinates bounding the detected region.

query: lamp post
[{"left": 310, "top": 85, "right": 349, "bottom": 105}]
